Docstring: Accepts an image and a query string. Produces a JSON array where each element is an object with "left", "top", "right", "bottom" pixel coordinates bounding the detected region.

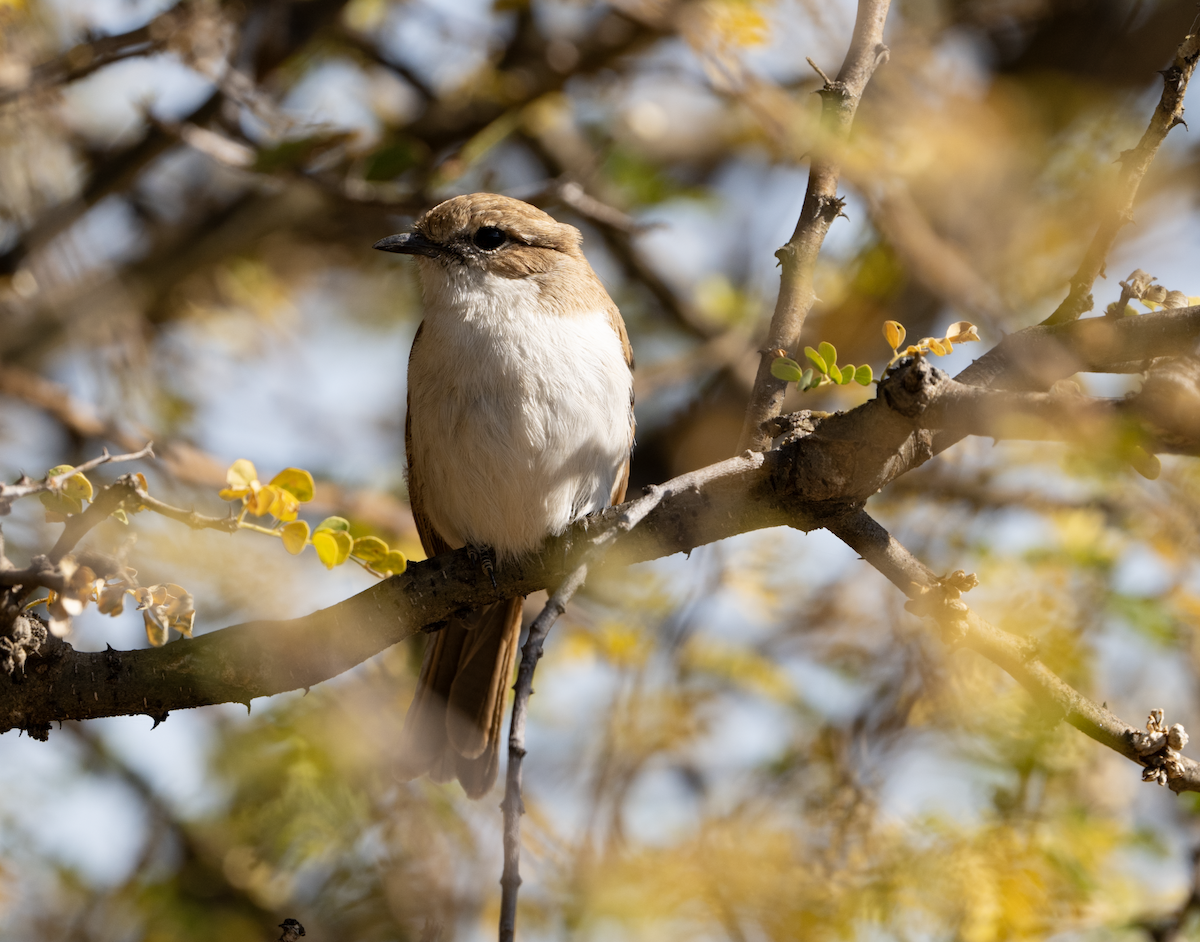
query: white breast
[{"left": 406, "top": 267, "right": 633, "bottom": 561}]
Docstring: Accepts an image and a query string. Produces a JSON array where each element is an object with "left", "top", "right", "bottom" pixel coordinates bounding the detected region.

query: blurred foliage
[{"left": 3, "top": 0, "right": 1200, "bottom": 940}]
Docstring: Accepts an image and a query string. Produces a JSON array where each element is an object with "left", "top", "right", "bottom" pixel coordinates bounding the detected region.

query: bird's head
[
  {"left": 374, "top": 193, "right": 585, "bottom": 277},
  {"left": 374, "top": 192, "right": 610, "bottom": 316}
]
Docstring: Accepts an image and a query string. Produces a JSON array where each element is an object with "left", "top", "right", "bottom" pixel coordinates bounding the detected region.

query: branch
[
  {"left": 1, "top": 453, "right": 783, "bottom": 735},
  {"left": 879, "top": 354, "right": 1200, "bottom": 455},
  {"left": 0, "top": 444, "right": 154, "bottom": 516},
  {"left": 827, "top": 509, "right": 1200, "bottom": 792},
  {"left": 0, "top": 14, "right": 172, "bottom": 108},
  {"left": 6, "top": 309, "right": 1200, "bottom": 735},
  {"left": 738, "top": 0, "right": 892, "bottom": 452},
  {"left": 498, "top": 484, "right": 668, "bottom": 941},
  {"left": 1043, "top": 31, "right": 1200, "bottom": 326}
]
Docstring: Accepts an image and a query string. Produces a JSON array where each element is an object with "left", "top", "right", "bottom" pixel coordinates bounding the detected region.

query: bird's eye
[{"left": 472, "top": 226, "right": 507, "bottom": 250}]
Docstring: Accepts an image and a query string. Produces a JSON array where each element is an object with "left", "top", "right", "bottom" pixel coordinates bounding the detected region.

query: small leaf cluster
[
  {"left": 219, "top": 460, "right": 406, "bottom": 576},
  {"left": 771, "top": 320, "right": 981, "bottom": 395},
  {"left": 32, "top": 557, "right": 193, "bottom": 648},
  {"left": 1107, "top": 268, "right": 1200, "bottom": 316},
  {"left": 884, "top": 319, "right": 980, "bottom": 365},
  {"left": 772, "top": 341, "right": 873, "bottom": 390}
]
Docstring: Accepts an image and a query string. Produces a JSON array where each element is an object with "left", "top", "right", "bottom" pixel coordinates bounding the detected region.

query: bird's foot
[{"left": 467, "top": 544, "right": 498, "bottom": 590}]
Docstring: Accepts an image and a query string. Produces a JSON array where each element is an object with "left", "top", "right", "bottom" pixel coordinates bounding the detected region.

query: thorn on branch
[{"left": 805, "top": 56, "right": 833, "bottom": 86}]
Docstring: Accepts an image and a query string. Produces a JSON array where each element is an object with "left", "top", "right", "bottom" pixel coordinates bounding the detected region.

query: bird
[{"left": 374, "top": 193, "right": 635, "bottom": 798}]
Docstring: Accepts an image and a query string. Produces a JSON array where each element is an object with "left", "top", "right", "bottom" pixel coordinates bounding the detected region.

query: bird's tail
[{"left": 398, "top": 597, "right": 524, "bottom": 798}]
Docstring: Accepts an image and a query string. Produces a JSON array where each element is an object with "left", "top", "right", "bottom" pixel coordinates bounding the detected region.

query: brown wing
[
  {"left": 608, "top": 304, "right": 635, "bottom": 507},
  {"left": 405, "top": 320, "right": 451, "bottom": 560}
]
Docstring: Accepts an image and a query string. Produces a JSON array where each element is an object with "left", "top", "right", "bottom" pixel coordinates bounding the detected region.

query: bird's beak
[{"left": 373, "top": 231, "right": 441, "bottom": 257}]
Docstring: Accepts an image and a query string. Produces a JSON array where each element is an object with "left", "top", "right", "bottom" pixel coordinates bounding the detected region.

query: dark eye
[{"left": 472, "top": 226, "right": 507, "bottom": 250}]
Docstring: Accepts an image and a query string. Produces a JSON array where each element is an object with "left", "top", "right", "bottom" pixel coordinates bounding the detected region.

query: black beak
[{"left": 373, "top": 231, "right": 441, "bottom": 257}]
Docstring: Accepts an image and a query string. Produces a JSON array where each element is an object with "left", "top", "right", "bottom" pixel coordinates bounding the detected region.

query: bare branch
[
  {"left": 827, "top": 509, "right": 1200, "bottom": 792},
  {"left": 499, "top": 484, "right": 669, "bottom": 941},
  {"left": 739, "top": 0, "right": 893, "bottom": 451},
  {"left": 1043, "top": 31, "right": 1200, "bottom": 326}
]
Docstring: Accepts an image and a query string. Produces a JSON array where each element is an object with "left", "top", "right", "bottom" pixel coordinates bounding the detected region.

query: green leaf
[
  {"left": 771, "top": 357, "right": 804, "bottom": 383},
  {"left": 804, "top": 346, "right": 828, "bottom": 374},
  {"left": 362, "top": 137, "right": 429, "bottom": 181},
  {"left": 315, "top": 516, "right": 350, "bottom": 533},
  {"left": 39, "top": 492, "right": 82, "bottom": 517},
  {"left": 281, "top": 520, "right": 310, "bottom": 555},
  {"left": 801, "top": 368, "right": 814, "bottom": 389},
  {"left": 351, "top": 536, "right": 390, "bottom": 565},
  {"left": 838, "top": 364, "right": 855, "bottom": 385},
  {"left": 270, "top": 468, "right": 314, "bottom": 503},
  {"left": 854, "top": 364, "right": 874, "bottom": 386},
  {"left": 818, "top": 342, "right": 837, "bottom": 371}
]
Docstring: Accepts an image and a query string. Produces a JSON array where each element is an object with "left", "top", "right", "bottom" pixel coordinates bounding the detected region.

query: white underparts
[{"left": 407, "top": 265, "right": 633, "bottom": 561}]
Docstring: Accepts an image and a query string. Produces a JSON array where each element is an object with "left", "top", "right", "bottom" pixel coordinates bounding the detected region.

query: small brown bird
[{"left": 375, "top": 193, "right": 635, "bottom": 798}]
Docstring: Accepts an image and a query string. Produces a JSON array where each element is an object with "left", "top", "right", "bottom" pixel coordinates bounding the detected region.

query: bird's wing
[
  {"left": 405, "top": 320, "right": 453, "bottom": 559},
  {"left": 607, "top": 303, "right": 635, "bottom": 507}
]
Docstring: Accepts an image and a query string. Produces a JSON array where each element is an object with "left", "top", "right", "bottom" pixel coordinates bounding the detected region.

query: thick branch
[
  {"left": 739, "top": 0, "right": 892, "bottom": 452},
  {"left": 1043, "top": 31, "right": 1200, "bottom": 326}
]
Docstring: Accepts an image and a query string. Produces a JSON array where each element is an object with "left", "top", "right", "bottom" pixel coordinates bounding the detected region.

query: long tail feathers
[{"left": 399, "top": 597, "right": 523, "bottom": 798}]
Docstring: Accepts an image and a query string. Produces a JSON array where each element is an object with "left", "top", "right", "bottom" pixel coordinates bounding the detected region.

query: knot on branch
[
  {"left": 817, "top": 194, "right": 848, "bottom": 223},
  {"left": 1132, "top": 709, "right": 1190, "bottom": 787},
  {"left": 879, "top": 355, "right": 949, "bottom": 418},
  {"left": 1160, "top": 64, "right": 1186, "bottom": 93},
  {"left": 768, "top": 410, "right": 820, "bottom": 446},
  {"left": 1133, "top": 356, "right": 1200, "bottom": 446},
  {"left": 903, "top": 570, "right": 979, "bottom": 644}
]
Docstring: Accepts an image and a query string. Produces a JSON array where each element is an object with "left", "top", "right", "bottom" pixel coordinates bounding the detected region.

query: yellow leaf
[
  {"left": 247, "top": 483, "right": 274, "bottom": 517},
  {"left": 267, "top": 487, "right": 300, "bottom": 522},
  {"left": 47, "top": 465, "right": 92, "bottom": 502},
  {"left": 144, "top": 611, "right": 168, "bottom": 647},
  {"left": 883, "top": 320, "right": 905, "bottom": 350},
  {"left": 281, "top": 520, "right": 310, "bottom": 555},
  {"left": 225, "top": 459, "right": 258, "bottom": 490},
  {"left": 351, "top": 535, "right": 389, "bottom": 565},
  {"left": 379, "top": 550, "right": 407, "bottom": 576},
  {"left": 945, "top": 321, "right": 980, "bottom": 343},
  {"left": 313, "top": 530, "right": 353, "bottom": 569},
  {"left": 316, "top": 516, "right": 350, "bottom": 532},
  {"left": 926, "top": 337, "right": 947, "bottom": 356},
  {"left": 270, "top": 467, "right": 314, "bottom": 502}
]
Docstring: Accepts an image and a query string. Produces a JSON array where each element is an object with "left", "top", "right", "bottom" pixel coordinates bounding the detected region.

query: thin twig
[
  {"left": 826, "top": 509, "right": 1200, "bottom": 790},
  {"left": 0, "top": 443, "right": 154, "bottom": 510},
  {"left": 1043, "top": 30, "right": 1200, "bottom": 326},
  {"left": 738, "top": 0, "right": 893, "bottom": 452},
  {"left": 498, "top": 483, "right": 669, "bottom": 942},
  {"left": 47, "top": 470, "right": 237, "bottom": 563}
]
